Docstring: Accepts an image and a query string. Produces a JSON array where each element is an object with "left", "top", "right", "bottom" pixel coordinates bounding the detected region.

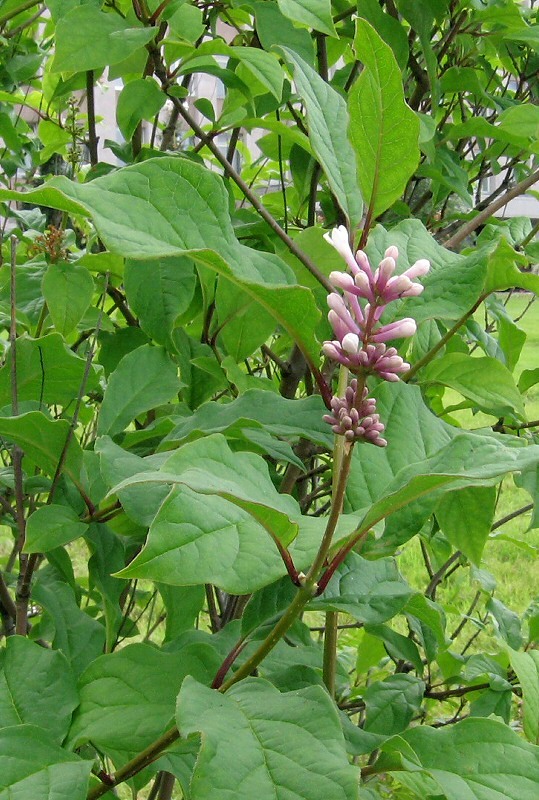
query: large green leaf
[
  {"left": 113, "top": 433, "right": 301, "bottom": 547},
  {"left": 176, "top": 677, "right": 359, "bottom": 800},
  {"left": 435, "top": 486, "right": 497, "bottom": 565},
  {"left": 0, "top": 158, "right": 321, "bottom": 365},
  {"left": 310, "top": 554, "right": 413, "bottom": 624},
  {"left": 0, "top": 637, "right": 78, "bottom": 743},
  {"left": 69, "top": 643, "right": 221, "bottom": 753},
  {"left": 51, "top": 6, "right": 156, "bottom": 72},
  {"left": 24, "top": 504, "right": 88, "bottom": 553},
  {"left": 163, "top": 390, "right": 333, "bottom": 449},
  {"left": 97, "top": 345, "right": 182, "bottom": 437},
  {"left": 276, "top": 0, "right": 336, "bottom": 37},
  {"left": 420, "top": 353, "right": 526, "bottom": 419},
  {"left": 41, "top": 261, "right": 94, "bottom": 336},
  {"left": 0, "top": 412, "right": 83, "bottom": 483},
  {"left": 0, "top": 333, "right": 99, "bottom": 408},
  {"left": 0, "top": 726, "right": 92, "bottom": 800},
  {"left": 278, "top": 48, "right": 363, "bottom": 228},
  {"left": 124, "top": 256, "right": 196, "bottom": 346},
  {"left": 349, "top": 20, "right": 420, "bottom": 218},
  {"left": 380, "top": 717, "right": 539, "bottom": 800}
]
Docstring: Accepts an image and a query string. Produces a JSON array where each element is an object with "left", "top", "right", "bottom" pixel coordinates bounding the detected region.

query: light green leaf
[
  {"left": 176, "top": 677, "right": 359, "bottom": 800},
  {"left": 0, "top": 726, "right": 92, "bottom": 800},
  {"left": 24, "top": 504, "right": 88, "bottom": 553},
  {"left": 229, "top": 46, "right": 284, "bottom": 99},
  {"left": 0, "top": 333, "right": 99, "bottom": 408},
  {"left": 124, "top": 256, "right": 196, "bottom": 346},
  {"left": 254, "top": 2, "right": 315, "bottom": 65},
  {"left": 52, "top": 7, "right": 156, "bottom": 72},
  {"left": 508, "top": 648, "right": 539, "bottom": 744},
  {"left": 0, "top": 158, "right": 322, "bottom": 365},
  {"left": 484, "top": 237, "right": 539, "bottom": 295},
  {"left": 113, "top": 433, "right": 301, "bottom": 549},
  {"left": 436, "top": 486, "right": 497, "bottom": 564},
  {"left": 116, "top": 78, "right": 166, "bottom": 141},
  {"left": 0, "top": 413, "right": 83, "bottom": 483},
  {"left": 356, "top": 0, "right": 409, "bottom": 69},
  {"left": 69, "top": 643, "right": 221, "bottom": 753},
  {"left": 380, "top": 717, "right": 539, "bottom": 800},
  {"left": 278, "top": 48, "right": 363, "bottom": 228},
  {"left": 487, "top": 598, "right": 522, "bottom": 650},
  {"left": 0, "top": 637, "right": 78, "bottom": 742},
  {"left": 420, "top": 353, "right": 526, "bottom": 419},
  {"left": 363, "top": 674, "right": 425, "bottom": 736},
  {"left": 163, "top": 389, "right": 333, "bottom": 449},
  {"left": 276, "top": 0, "right": 336, "bottom": 36},
  {"left": 349, "top": 19, "right": 420, "bottom": 218},
  {"left": 98, "top": 345, "right": 182, "bottom": 437},
  {"left": 41, "top": 262, "right": 94, "bottom": 336},
  {"left": 310, "top": 554, "right": 413, "bottom": 624}
]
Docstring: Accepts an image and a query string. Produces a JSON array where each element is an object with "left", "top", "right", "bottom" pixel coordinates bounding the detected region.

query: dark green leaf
[
  {"left": 24, "top": 504, "right": 88, "bottom": 553},
  {"left": 363, "top": 674, "right": 425, "bottom": 736},
  {"left": 116, "top": 78, "right": 166, "bottom": 141},
  {"left": 41, "top": 261, "right": 94, "bottom": 336}
]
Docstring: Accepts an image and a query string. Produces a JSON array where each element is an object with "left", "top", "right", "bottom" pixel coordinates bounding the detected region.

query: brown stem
[{"left": 85, "top": 71, "right": 99, "bottom": 166}]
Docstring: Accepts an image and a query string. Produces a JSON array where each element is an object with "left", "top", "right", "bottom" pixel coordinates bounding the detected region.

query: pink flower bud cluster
[
  {"left": 322, "top": 226, "right": 429, "bottom": 381},
  {"left": 323, "top": 380, "right": 387, "bottom": 447}
]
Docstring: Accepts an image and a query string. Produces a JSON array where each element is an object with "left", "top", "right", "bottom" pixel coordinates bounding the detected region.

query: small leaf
[
  {"left": 363, "top": 674, "right": 425, "bottom": 736},
  {"left": 436, "top": 486, "right": 497, "bottom": 565},
  {"left": 24, "top": 504, "right": 88, "bottom": 553},
  {"left": 116, "top": 78, "right": 166, "bottom": 141},
  {"left": 42, "top": 261, "right": 94, "bottom": 336},
  {"left": 0, "top": 413, "right": 82, "bottom": 483},
  {"left": 276, "top": 0, "right": 337, "bottom": 37},
  {"left": 508, "top": 648, "right": 539, "bottom": 744},
  {"left": 176, "top": 677, "right": 359, "bottom": 800},
  {"left": 97, "top": 345, "right": 182, "bottom": 437},
  {"left": 487, "top": 598, "right": 522, "bottom": 650},
  {"left": 310, "top": 554, "right": 413, "bottom": 624}
]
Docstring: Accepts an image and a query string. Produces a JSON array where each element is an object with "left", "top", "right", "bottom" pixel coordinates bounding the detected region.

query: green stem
[
  {"left": 0, "top": 0, "right": 40, "bottom": 25},
  {"left": 322, "top": 610, "right": 339, "bottom": 697}
]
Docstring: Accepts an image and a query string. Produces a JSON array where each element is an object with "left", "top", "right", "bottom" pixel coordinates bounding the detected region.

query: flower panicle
[{"left": 322, "top": 226, "right": 429, "bottom": 446}]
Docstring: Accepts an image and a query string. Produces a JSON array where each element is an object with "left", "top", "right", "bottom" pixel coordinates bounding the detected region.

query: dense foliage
[{"left": 1, "top": 0, "right": 539, "bottom": 798}]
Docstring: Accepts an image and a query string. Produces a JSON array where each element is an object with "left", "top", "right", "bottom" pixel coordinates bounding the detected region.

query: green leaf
[
  {"left": 69, "top": 643, "right": 221, "bottom": 753},
  {"left": 435, "top": 486, "right": 497, "bottom": 564},
  {"left": 380, "top": 717, "right": 539, "bottom": 800},
  {"left": 310, "top": 554, "right": 413, "bottom": 624},
  {"left": 163, "top": 389, "right": 333, "bottom": 449},
  {"left": 487, "top": 598, "right": 522, "bottom": 650},
  {"left": 116, "top": 78, "right": 166, "bottom": 141},
  {"left": 365, "top": 220, "right": 487, "bottom": 324},
  {"left": 41, "top": 261, "right": 94, "bottom": 336},
  {"left": 356, "top": 0, "right": 409, "bottom": 69},
  {"left": 124, "top": 256, "right": 196, "bottom": 346},
  {"left": 114, "top": 433, "right": 301, "bottom": 546},
  {"left": 176, "top": 677, "right": 359, "bottom": 800},
  {"left": 97, "top": 345, "right": 182, "bottom": 437},
  {"left": 0, "top": 333, "right": 99, "bottom": 408},
  {"left": 0, "top": 158, "right": 322, "bottom": 366},
  {"left": 484, "top": 237, "right": 539, "bottom": 295},
  {"left": 32, "top": 574, "right": 105, "bottom": 676},
  {"left": 349, "top": 19, "right": 420, "bottom": 218},
  {"left": 51, "top": 7, "right": 156, "bottom": 72},
  {"left": 254, "top": 2, "right": 315, "bottom": 65},
  {"left": 420, "top": 353, "right": 526, "bottom": 419},
  {"left": 278, "top": 48, "right": 363, "bottom": 228},
  {"left": 276, "top": 0, "right": 336, "bottom": 37},
  {"left": 24, "top": 504, "right": 88, "bottom": 553},
  {"left": 363, "top": 674, "right": 425, "bottom": 736},
  {"left": 0, "top": 413, "right": 83, "bottom": 483},
  {"left": 215, "top": 279, "right": 277, "bottom": 361},
  {"left": 0, "top": 637, "right": 78, "bottom": 742},
  {"left": 0, "top": 726, "right": 92, "bottom": 800},
  {"left": 508, "top": 648, "right": 539, "bottom": 744}
]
